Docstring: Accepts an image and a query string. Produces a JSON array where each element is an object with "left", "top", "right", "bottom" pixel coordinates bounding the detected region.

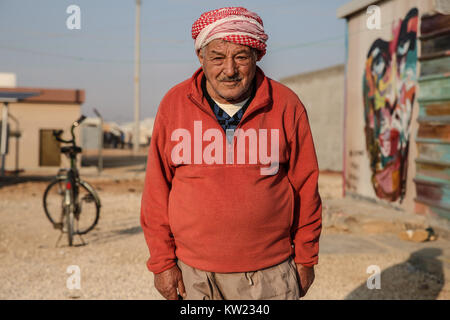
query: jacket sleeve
[
  {"left": 287, "top": 108, "right": 322, "bottom": 267},
  {"left": 140, "top": 111, "right": 176, "bottom": 274}
]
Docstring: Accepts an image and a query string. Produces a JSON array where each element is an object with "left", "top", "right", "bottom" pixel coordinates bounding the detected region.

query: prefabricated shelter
[
  {"left": 121, "top": 117, "right": 155, "bottom": 147},
  {"left": 0, "top": 87, "right": 84, "bottom": 173},
  {"left": 80, "top": 117, "right": 102, "bottom": 151},
  {"left": 338, "top": 0, "right": 450, "bottom": 219}
]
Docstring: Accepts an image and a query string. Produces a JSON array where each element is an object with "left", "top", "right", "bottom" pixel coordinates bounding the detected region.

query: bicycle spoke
[{"left": 75, "top": 182, "right": 100, "bottom": 234}]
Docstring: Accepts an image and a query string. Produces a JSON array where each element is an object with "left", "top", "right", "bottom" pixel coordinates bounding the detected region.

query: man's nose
[{"left": 223, "top": 57, "right": 238, "bottom": 77}]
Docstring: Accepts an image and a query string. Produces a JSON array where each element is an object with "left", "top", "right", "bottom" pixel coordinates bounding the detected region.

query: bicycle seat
[{"left": 61, "top": 146, "right": 82, "bottom": 154}]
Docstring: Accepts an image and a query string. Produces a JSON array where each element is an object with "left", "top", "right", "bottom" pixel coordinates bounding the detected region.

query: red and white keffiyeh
[{"left": 191, "top": 7, "right": 268, "bottom": 61}]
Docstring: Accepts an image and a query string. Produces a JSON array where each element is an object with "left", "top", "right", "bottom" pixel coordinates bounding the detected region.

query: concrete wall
[
  {"left": 1, "top": 102, "right": 81, "bottom": 171},
  {"left": 343, "top": 0, "right": 435, "bottom": 213},
  {"left": 281, "top": 64, "right": 345, "bottom": 172}
]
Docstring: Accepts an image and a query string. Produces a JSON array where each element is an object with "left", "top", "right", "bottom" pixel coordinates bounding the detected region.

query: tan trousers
[{"left": 177, "top": 257, "right": 300, "bottom": 300}]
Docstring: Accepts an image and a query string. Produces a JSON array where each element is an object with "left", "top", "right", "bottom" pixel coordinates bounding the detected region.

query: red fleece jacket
[{"left": 140, "top": 67, "right": 322, "bottom": 274}]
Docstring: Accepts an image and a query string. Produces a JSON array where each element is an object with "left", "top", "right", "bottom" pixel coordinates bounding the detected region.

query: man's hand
[
  {"left": 295, "top": 264, "right": 315, "bottom": 297},
  {"left": 154, "top": 265, "right": 186, "bottom": 300}
]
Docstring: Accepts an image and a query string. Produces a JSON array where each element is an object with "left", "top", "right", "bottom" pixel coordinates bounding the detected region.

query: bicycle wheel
[
  {"left": 44, "top": 178, "right": 101, "bottom": 234},
  {"left": 74, "top": 180, "right": 101, "bottom": 235},
  {"left": 43, "top": 178, "right": 67, "bottom": 228}
]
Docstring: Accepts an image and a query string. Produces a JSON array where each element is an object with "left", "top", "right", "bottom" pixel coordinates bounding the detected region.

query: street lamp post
[{"left": 0, "top": 102, "right": 9, "bottom": 176}]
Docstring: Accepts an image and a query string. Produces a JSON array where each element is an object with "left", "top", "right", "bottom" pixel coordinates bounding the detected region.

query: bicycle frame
[
  {"left": 43, "top": 114, "right": 101, "bottom": 246},
  {"left": 53, "top": 115, "right": 86, "bottom": 242}
]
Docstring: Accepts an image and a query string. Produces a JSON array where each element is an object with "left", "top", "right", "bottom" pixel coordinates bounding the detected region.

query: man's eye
[
  {"left": 237, "top": 56, "right": 248, "bottom": 60},
  {"left": 213, "top": 57, "right": 223, "bottom": 60}
]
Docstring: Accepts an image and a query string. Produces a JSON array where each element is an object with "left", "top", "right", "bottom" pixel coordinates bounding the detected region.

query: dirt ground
[{"left": 0, "top": 170, "right": 449, "bottom": 300}]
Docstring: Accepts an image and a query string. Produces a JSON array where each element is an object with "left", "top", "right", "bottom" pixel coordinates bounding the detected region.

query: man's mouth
[
  {"left": 220, "top": 78, "right": 241, "bottom": 82},
  {"left": 221, "top": 79, "right": 241, "bottom": 85}
]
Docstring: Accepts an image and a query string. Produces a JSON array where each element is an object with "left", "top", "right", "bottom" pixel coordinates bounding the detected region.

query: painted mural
[{"left": 362, "top": 8, "right": 418, "bottom": 202}]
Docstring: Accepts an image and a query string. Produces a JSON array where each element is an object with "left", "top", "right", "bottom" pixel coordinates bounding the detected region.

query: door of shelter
[{"left": 39, "top": 129, "right": 61, "bottom": 167}]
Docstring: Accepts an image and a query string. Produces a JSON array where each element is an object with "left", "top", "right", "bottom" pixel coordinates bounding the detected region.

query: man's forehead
[{"left": 205, "top": 40, "right": 252, "bottom": 53}]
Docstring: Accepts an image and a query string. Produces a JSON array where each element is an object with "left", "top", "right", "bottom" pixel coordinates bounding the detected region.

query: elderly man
[{"left": 140, "top": 7, "right": 322, "bottom": 300}]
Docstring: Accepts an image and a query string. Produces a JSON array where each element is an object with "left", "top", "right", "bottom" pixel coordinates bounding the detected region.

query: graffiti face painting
[{"left": 363, "top": 8, "right": 418, "bottom": 202}]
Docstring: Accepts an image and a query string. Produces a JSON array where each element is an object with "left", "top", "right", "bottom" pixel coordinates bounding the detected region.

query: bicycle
[{"left": 42, "top": 115, "right": 101, "bottom": 246}]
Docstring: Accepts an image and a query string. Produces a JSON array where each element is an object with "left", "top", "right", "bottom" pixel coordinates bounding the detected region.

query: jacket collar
[{"left": 187, "top": 66, "right": 272, "bottom": 123}]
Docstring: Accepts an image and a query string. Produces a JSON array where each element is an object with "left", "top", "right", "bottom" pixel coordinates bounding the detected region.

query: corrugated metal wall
[{"left": 414, "top": 13, "right": 450, "bottom": 219}]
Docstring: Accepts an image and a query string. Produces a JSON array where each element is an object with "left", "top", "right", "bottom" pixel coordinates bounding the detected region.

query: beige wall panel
[{"left": 282, "top": 65, "right": 345, "bottom": 172}]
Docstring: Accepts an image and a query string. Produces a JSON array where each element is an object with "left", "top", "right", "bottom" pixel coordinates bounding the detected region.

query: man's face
[{"left": 197, "top": 39, "right": 257, "bottom": 104}]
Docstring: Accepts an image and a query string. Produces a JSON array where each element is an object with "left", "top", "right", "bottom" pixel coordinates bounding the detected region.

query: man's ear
[{"left": 196, "top": 48, "right": 204, "bottom": 66}]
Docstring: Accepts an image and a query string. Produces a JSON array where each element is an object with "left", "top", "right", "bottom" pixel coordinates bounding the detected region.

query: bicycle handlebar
[
  {"left": 52, "top": 114, "right": 86, "bottom": 145},
  {"left": 75, "top": 115, "right": 86, "bottom": 126},
  {"left": 53, "top": 130, "right": 72, "bottom": 143}
]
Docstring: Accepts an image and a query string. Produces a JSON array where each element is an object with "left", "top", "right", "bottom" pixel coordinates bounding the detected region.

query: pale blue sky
[{"left": 0, "top": 0, "right": 349, "bottom": 122}]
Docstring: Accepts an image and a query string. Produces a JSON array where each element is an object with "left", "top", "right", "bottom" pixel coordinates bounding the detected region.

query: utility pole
[{"left": 133, "top": 0, "right": 141, "bottom": 155}]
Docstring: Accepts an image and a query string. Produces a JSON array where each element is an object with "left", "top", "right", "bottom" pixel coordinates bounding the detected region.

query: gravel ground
[
  {"left": 0, "top": 176, "right": 158, "bottom": 299},
  {"left": 0, "top": 171, "right": 448, "bottom": 299}
]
